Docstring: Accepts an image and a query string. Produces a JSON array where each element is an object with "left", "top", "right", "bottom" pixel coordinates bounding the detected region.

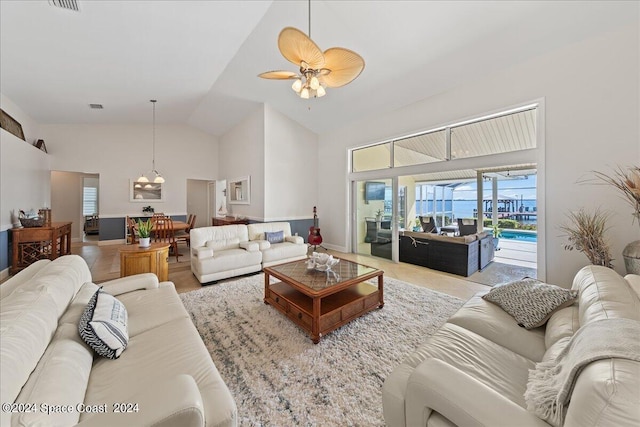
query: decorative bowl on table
[{"left": 306, "top": 252, "right": 339, "bottom": 272}]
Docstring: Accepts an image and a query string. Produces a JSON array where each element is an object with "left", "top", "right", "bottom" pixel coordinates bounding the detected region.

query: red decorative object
[{"left": 308, "top": 206, "right": 324, "bottom": 248}]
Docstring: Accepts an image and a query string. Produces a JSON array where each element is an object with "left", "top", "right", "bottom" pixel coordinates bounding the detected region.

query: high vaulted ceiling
[{"left": 1, "top": 1, "right": 635, "bottom": 136}]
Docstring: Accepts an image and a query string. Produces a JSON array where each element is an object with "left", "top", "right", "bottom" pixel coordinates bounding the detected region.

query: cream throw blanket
[{"left": 525, "top": 318, "right": 640, "bottom": 427}]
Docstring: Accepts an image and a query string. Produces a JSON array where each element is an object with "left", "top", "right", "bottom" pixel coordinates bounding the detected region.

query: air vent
[
  {"left": 89, "top": 104, "right": 103, "bottom": 109},
  {"left": 49, "top": 0, "right": 79, "bottom": 12}
]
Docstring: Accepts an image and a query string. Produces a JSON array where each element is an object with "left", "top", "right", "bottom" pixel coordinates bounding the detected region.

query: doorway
[
  {"left": 51, "top": 171, "right": 99, "bottom": 244},
  {"left": 186, "top": 179, "right": 215, "bottom": 228}
]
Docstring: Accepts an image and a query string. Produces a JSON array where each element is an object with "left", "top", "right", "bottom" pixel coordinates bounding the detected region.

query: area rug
[{"left": 179, "top": 273, "right": 464, "bottom": 426}]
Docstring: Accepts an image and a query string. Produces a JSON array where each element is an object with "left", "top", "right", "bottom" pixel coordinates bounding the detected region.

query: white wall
[
  {"left": 51, "top": 171, "right": 82, "bottom": 240},
  {"left": 264, "top": 104, "right": 318, "bottom": 221},
  {"left": 186, "top": 179, "right": 211, "bottom": 228},
  {"left": 0, "top": 94, "right": 50, "bottom": 231},
  {"left": 319, "top": 23, "right": 640, "bottom": 286},
  {"left": 40, "top": 124, "right": 219, "bottom": 218},
  {"left": 219, "top": 106, "right": 265, "bottom": 220}
]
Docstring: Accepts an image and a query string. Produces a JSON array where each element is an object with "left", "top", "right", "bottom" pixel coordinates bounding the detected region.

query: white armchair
[{"left": 190, "top": 225, "right": 262, "bottom": 283}]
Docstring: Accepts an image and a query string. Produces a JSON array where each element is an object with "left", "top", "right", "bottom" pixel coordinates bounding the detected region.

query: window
[
  {"left": 351, "top": 106, "right": 537, "bottom": 170},
  {"left": 83, "top": 179, "right": 98, "bottom": 215},
  {"left": 352, "top": 142, "right": 391, "bottom": 172}
]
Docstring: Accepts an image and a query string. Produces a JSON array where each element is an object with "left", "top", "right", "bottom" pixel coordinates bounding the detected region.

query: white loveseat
[
  {"left": 382, "top": 265, "right": 640, "bottom": 426},
  {"left": 246, "top": 222, "right": 308, "bottom": 268},
  {"left": 190, "top": 222, "right": 308, "bottom": 283},
  {"left": 0, "top": 255, "right": 236, "bottom": 427}
]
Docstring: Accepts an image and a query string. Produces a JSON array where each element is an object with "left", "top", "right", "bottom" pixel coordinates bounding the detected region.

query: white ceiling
[{"left": 1, "top": 1, "right": 636, "bottom": 136}]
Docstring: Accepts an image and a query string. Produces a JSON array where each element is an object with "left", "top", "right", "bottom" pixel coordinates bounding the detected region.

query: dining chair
[
  {"left": 176, "top": 214, "right": 196, "bottom": 248},
  {"left": 126, "top": 216, "right": 138, "bottom": 244},
  {"left": 153, "top": 217, "right": 181, "bottom": 262}
]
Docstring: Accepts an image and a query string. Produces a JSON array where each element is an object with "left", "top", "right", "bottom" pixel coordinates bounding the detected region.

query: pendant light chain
[
  {"left": 308, "top": 0, "right": 311, "bottom": 38},
  {"left": 151, "top": 99, "right": 156, "bottom": 172}
]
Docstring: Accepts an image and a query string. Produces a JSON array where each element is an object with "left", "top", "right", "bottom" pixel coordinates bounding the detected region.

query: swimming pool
[{"left": 498, "top": 229, "right": 537, "bottom": 243}]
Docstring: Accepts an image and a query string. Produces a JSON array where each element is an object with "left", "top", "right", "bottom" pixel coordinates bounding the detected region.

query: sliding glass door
[{"left": 354, "top": 178, "right": 396, "bottom": 260}]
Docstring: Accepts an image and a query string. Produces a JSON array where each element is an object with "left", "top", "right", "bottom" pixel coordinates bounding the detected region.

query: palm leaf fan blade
[
  {"left": 319, "top": 47, "right": 365, "bottom": 88},
  {"left": 278, "top": 27, "right": 325, "bottom": 69},
  {"left": 258, "top": 70, "right": 299, "bottom": 80}
]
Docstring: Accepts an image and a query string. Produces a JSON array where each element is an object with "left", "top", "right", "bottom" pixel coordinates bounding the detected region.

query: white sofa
[
  {"left": 1, "top": 255, "right": 236, "bottom": 427},
  {"left": 190, "top": 222, "right": 308, "bottom": 283},
  {"left": 382, "top": 265, "right": 640, "bottom": 426},
  {"left": 246, "top": 222, "right": 308, "bottom": 268}
]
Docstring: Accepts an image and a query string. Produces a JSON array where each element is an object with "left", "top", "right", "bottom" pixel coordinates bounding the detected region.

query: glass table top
[{"left": 265, "top": 258, "right": 380, "bottom": 291}]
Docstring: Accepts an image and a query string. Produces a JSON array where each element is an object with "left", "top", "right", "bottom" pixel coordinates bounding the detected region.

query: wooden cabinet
[
  {"left": 211, "top": 216, "right": 249, "bottom": 226},
  {"left": 119, "top": 242, "right": 169, "bottom": 281},
  {"left": 10, "top": 222, "right": 72, "bottom": 274}
]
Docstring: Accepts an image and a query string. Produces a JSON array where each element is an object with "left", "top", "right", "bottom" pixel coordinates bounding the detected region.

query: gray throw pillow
[
  {"left": 78, "top": 287, "right": 129, "bottom": 359},
  {"left": 265, "top": 230, "right": 284, "bottom": 244},
  {"left": 482, "top": 278, "right": 578, "bottom": 329}
]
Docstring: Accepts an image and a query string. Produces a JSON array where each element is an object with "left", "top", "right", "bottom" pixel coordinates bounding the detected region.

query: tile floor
[{"left": 71, "top": 241, "right": 491, "bottom": 301}]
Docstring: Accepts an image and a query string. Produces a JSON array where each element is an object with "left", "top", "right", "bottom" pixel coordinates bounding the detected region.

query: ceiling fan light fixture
[
  {"left": 258, "top": 2, "right": 364, "bottom": 101},
  {"left": 309, "top": 76, "right": 320, "bottom": 90}
]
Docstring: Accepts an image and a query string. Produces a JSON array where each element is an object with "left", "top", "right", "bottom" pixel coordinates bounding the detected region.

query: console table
[
  {"left": 212, "top": 216, "right": 249, "bottom": 226},
  {"left": 10, "top": 222, "right": 72, "bottom": 274},
  {"left": 119, "top": 242, "right": 169, "bottom": 281}
]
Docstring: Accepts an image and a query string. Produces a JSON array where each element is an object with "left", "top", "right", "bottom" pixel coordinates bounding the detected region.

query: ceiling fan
[{"left": 258, "top": 1, "right": 365, "bottom": 99}]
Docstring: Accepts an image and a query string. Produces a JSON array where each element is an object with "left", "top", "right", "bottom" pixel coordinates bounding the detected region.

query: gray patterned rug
[{"left": 179, "top": 273, "right": 464, "bottom": 426}]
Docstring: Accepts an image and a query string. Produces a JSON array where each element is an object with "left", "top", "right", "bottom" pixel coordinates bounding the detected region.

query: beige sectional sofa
[
  {"left": 382, "top": 265, "right": 640, "bottom": 426},
  {"left": 190, "top": 222, "right": 307, "bottom": 283},
  {"left": 1, "top": 255, "right": 236, "bottom": 427}
]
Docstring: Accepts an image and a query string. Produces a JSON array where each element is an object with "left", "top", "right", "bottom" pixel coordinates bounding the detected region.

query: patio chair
[
  {"left": 457, "top": 218, "right": 478, "bottom": 236},
  {"left": 419, "top": 216, "right": 438, "bottom": 233}
]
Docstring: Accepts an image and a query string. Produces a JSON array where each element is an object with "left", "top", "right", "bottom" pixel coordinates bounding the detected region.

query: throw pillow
[
  {"left": 265, "top": 230, "right": 284, "bottom": 244},
  {"left": 78, "top": 287, "right": 129, "bottom": 359},
  {"left": 482, "top": 278, "right": 578, "bottom": 329}
]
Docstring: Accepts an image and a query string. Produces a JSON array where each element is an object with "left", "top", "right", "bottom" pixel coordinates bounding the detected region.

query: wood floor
[{"left": 71, "top": 241, "right": 490, "bottom": 301}]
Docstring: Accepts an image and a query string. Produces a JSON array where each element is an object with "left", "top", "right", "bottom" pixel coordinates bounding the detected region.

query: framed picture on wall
[
  {"left": 0, "top": 109, "right": 25, "bottom": 141},
  {"left": 130, "top": 180, "right": 164, "bottom": 202}
]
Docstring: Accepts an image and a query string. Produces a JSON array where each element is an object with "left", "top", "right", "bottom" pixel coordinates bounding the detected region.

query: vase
[
  {"left": 623, "top": 240, "right": 640, "bottom": 275},
  {"left": 139, "top": 237, "right": 151, "bottom": 248}
]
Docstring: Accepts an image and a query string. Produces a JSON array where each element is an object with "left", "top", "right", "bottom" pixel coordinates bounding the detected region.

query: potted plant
[
  {"left": 491, "top": 224, "right": 502, "bottom": 251},
  {"left": 592, "top": 166, "right": 640, "bottom": 273},
  {"left": 560, "top": 208, "right": 613, "bottom": 268},
  {"left": 375, "top": 209, "right": 383, "bottom": 222},
  {"left": 137, "top": 218, "right": 153, "bottom": 248},
  {"left": 413, "top": 217, "right": 422, "bottom": 232}
]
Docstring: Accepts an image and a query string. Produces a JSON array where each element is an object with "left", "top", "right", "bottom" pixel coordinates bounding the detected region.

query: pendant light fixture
[{"left": 137, "top": 99, "right": 165, "bottom": 184}]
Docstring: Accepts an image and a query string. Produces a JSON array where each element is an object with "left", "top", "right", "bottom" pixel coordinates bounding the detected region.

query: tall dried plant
[
  {"left": 592, "top": 165, "right": 640, "bottom": 226},
  {"left": 560, "top": 208, "right": 613, "bottom": 268}
]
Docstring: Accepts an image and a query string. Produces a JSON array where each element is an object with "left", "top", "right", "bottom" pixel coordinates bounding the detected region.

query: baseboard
[
  {"left": 0, "top": 268, "right": 9, "bottom": 281},
  {"left": 98, "top": 239, "right": 126, "bottom": 246}
]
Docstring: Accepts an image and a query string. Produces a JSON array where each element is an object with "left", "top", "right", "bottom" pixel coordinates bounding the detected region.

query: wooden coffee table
[{"left": 263, "top": 258, "right": 384, "bottom": 343}]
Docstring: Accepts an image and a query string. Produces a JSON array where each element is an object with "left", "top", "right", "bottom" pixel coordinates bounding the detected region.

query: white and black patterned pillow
[
  {"left": 78, "top": 287, "right": 129, "bottom": 359},
  {"left": 482, "top": 278, "right": 578, "bottom": 329}
]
